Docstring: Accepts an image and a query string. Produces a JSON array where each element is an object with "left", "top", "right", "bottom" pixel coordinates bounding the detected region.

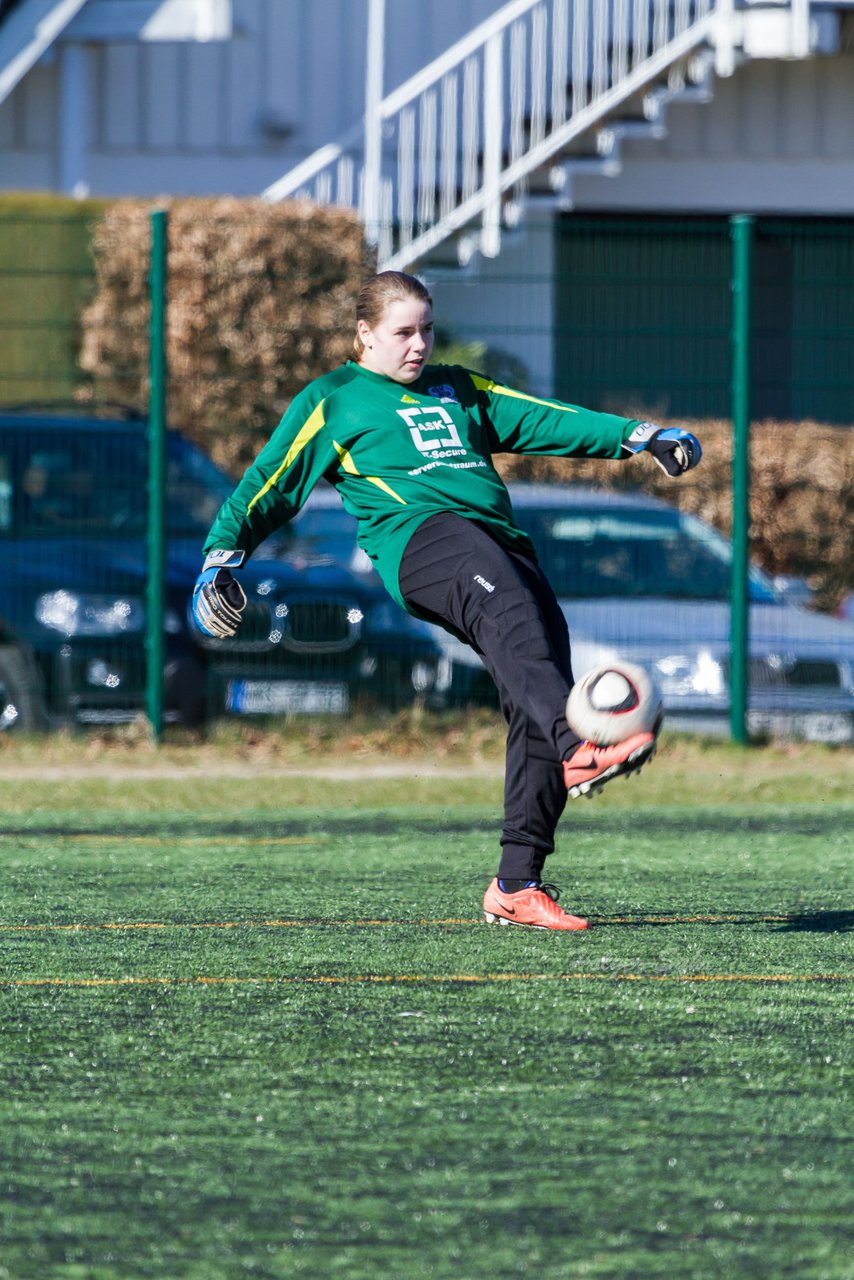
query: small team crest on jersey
[
  {"left": 427, "top": 384, "right": 459, "bottom": 404},
  {"left": 400, "top": 393, "right": 419, "bottom": 403}
]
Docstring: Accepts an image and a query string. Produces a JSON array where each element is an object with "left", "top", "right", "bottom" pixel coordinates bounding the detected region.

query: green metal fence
[
  {"left": 4, "top": 207, "right": 853, "bottom": 425},
  {"left": 555, "top": 215, "right": 733, "bottom": 419},
  {"left": 553, "top": 213, "right": 854, "bottom": 424},
  {"left": 0, "top": 199, "right": 104, "bottom": 405},
  {"left": 730, "top": 215, "right": 754, "bottom": 745},
  {"left": 753, "top": 219, "right": 854, "bottom": 423},
  {"left": 0, "top": 202, "right": 853, "bottom": 744}
]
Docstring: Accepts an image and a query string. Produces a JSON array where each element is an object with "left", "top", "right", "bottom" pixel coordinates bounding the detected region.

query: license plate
[
  {"left": 226, "top": 679, "right": 349, "bottom": 715},
  {"left": 747, "top": 710, "right": 854, "bottom": 744}
]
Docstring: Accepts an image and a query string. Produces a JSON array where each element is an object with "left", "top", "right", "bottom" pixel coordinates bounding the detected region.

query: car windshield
[
  {"left": 516, "top": 504, "right": 778, "bottom": 603},
  {"left": 6, "top": 429, "right": 233, "bottom": 538}
]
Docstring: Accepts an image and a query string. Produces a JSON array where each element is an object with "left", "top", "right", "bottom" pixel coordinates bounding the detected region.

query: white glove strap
[
  {"left": 202, "top": 549, "right": 245, "bottom": 572},
  {"left": 624, "top": 422, "right": 660, "bottom": 453}
]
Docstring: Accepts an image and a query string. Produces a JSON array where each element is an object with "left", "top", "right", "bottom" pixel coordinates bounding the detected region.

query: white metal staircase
[{"left": 263, "top": 0, "right": 826, "bottom": 271}]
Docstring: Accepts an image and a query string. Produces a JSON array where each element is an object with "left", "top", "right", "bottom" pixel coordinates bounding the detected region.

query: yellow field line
[
  {"left": 2, "top": 972, "right": 852, "bottom": 988},
  {"left": 0, "top": 918, "right": 476, "bottom": 932},
  {"left": 0, "top": 835, "right": 322, "bottom": 846},
  {"left": 0, "top": 912, "right": 802, "bottom": 932}
]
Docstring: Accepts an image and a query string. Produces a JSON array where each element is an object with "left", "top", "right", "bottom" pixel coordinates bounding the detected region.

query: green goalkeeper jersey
[{"left": 202, "top": 361, "right": 640, "bottom": 610}]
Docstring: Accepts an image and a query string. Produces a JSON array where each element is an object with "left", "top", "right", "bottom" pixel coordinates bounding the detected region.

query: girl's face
[{"left": 357, "top": 297, "right": 434, "bottom": 383}]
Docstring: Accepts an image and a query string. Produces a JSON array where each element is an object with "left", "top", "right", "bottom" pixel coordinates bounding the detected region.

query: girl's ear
[{"left": 356, "top": 319, "right": 372, "bottom": 345}]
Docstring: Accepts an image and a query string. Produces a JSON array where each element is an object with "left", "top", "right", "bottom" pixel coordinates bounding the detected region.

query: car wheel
[
  {"left": 164, "top": 657, "right": 211, "bottom": 728},
  {"left": 0, "top": 646, "right": 47, "bottom": 732}
]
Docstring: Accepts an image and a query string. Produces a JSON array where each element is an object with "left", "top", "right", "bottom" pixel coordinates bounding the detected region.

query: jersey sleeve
[
  {"left": 470, "top": 372, "right": 638, "bottom": 460},
  {"left": 202, "top": 382, "right": 339, "bottom": 558}
]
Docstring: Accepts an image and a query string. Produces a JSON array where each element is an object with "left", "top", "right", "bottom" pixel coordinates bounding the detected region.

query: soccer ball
[{"left": 566, "top": 661, "right": 663, "bottom": 746}]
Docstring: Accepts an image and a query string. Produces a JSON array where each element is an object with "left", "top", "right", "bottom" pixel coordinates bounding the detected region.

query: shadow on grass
[
  {"left": 599, "top": 910, "right": 854, "bottom": 933},
  {"left": 772, "top": 910, "right": 854, "bottom": 933},
  {"left": 2, "top": 810, "right": 850, "bottom": 842}
]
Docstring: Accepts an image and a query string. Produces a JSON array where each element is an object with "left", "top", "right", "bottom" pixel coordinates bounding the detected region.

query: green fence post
[
  {"left": 729, "top": 214, "right": 754, "bottom": 745},
  {"left": 146, "top": 209, "right": 168, "bottom": 741}
]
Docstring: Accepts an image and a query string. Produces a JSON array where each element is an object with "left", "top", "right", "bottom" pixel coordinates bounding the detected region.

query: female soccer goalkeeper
[{"left": 193, "top": 270, "right": 701, "bottom": 931}]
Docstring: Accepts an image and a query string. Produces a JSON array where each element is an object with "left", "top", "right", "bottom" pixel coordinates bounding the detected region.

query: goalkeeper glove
[
  {"left": 622, "top": 423, "right": 702, "bottom": 476},
  {"left": 192, "top": 550, "right": 247, "bottom": 638}
]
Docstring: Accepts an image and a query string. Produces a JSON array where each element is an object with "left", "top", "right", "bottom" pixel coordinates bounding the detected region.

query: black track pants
[{"left": 398, "top": 512, "right": 581, "bottom": 880}]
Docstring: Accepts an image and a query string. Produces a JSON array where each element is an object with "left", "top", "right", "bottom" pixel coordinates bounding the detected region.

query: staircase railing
[
  {"left": 0, "top": 0, "right": 89, "bottom": 107},
  {"left": 263, "top": 0, "right": 803, "bottom": 270}
]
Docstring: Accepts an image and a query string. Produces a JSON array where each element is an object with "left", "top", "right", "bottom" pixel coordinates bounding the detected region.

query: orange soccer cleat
[
  {"left": 483, "top": 879, "right": 588, "bottom": 931},
  {"left": 562, "top": 732, "right": 656, "bottom": 798}
]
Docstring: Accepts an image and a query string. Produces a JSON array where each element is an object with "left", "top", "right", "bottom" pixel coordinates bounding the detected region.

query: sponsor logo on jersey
[
  {"left": 408, "top": 458, "right": 488, "bottom": 476},
  {"left": 427, "top": 384, "right": 459, "bottom": 404},
  {"left": 400, "top": 394, "right": 419, "bottom": 403},
  {"left": 397, "top": 404, "right": 466, "bottom": 460},
  {"left": 474, "top": 574, "right": 495, "bottom": 593}
]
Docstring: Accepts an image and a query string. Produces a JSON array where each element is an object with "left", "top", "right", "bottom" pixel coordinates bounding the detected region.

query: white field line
[{"left": 0, "top": 761, "right": 504, "bottom": 782}]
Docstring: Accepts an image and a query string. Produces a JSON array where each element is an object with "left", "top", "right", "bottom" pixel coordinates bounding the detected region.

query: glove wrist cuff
[
  {"left": 202, "top": 549, "right": 245, "bottom": 572},
  {"left": 623, "top": 422, "right": 659, "bottom": 454}
]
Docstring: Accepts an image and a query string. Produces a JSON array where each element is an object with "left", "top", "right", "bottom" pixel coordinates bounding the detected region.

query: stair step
[
  {"left": 595, "top": 119, "right": 667, "bottom": 154},
  {"left": 531, "top": 156, "right": 622, "bottom": 200}
]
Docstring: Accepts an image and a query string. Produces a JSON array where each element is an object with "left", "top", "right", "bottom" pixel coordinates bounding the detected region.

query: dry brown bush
[
  {"left": 78, "top": 196, "right": 375, "bottom": 474},
  {"left": 498, "top": 418, "right": 854, "bottom": 609}
]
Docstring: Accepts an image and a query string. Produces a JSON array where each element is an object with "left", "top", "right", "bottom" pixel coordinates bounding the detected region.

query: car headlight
[
  {"left": 35, "top": 590, "right": 145, "bottom": 637},
  {"left": 655, "top": 650, "right": 725, "bottom": 698},
  {"left": 411, "top": 660, "right": 437, "bottom": 693}
]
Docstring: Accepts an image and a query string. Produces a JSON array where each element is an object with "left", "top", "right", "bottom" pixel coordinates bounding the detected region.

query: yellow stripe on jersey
[
  {"left": 333, "top": 440, "right": 360, "bottom": 475},
  {"left": 246, "top": 400, "right": 327, "bottom": 514},
  {"left": 334, "top": 440, "right": 406, "bottom": 505},
  {"left": 471, "top": 374, "right": 578, "bottom": 414},
  {"left": 366, "top": 476, "right": 407, "bottom": 504}
]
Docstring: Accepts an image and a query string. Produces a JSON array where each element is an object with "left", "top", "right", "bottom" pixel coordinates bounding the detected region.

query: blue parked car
[{"left": 0, "top": 411, "right": 440, "bottom": 731}]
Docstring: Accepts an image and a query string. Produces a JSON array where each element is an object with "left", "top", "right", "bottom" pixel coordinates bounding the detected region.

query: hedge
[
  {"left": 78, "top": 196, "right": 375, "bottom": 474},
  {"left": 0, "top": 193, "right": 107, "bottom": 404}
]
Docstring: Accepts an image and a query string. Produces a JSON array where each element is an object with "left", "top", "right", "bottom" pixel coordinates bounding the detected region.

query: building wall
[
  {"left": 570, "top": 54, "right": 854, "bottom": 213},
  {"left": 428, "top": 205, "right": 558, "bottom": 398},
  {"left": 2, "top": 1, "right": 853, "bottom": 404},
  {"left": 426, "top": 52, "right": 854, "bottom": 398},
  {"left": 0, "top": 0, "right": 503, "bottom": 195},
  {"left": 1, "top": 2, "right": 853, "bottom": 206}
]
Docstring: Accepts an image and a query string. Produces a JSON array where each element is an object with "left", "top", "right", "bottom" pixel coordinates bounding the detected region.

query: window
[
  {"left": 12, "top": 428, "right": 234, "bottom": 538},
  {"left": 518, "top": 504, "right": 777, "bottom": 603}
]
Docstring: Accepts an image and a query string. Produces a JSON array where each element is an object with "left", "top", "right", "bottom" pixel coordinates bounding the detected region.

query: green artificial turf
[{"left": 0, "top": 770, "right": 852, "bottom": 1278}]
